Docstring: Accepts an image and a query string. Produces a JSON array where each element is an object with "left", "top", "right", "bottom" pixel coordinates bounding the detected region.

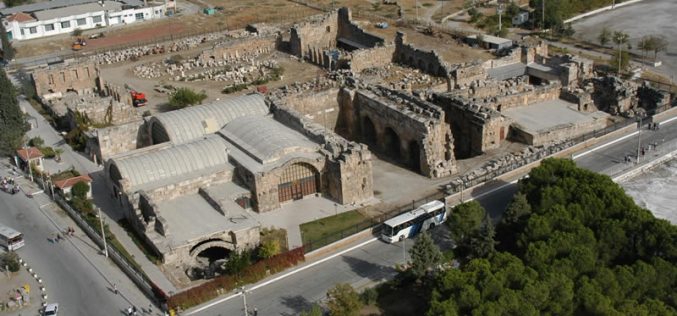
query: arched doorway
[
  {"left": 408, "top": 140, "right": 421, "bottom": 172},
  {"left": 362, "top": 116, "right": 377, "bottom": 145},
  {"left": 384, "top": 127, "right": 401, "bottom": 160},
  {"left": 278, "top": 163, "right": 319, "bottom": 203},
  {"left": 188, "top": 238, "right": 233, "bottom": 279}
]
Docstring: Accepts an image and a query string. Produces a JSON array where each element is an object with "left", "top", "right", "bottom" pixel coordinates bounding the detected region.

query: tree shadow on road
[
  {"left": 279, "top": 295, "right": 313, "bottom": 315},
  {"left": 342, "top": 255, "right": 396, "bottom": 282}
]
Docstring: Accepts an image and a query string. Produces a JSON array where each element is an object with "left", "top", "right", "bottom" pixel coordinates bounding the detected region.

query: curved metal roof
[
  {"left": 110, "top": 134, "right": 230, "bottom": 191},
  {"left": 220, "top": 116, "right": 319, "bottom": 164},
  {"left": 150, "top": 94, "right": 269, "bottom": 144}
]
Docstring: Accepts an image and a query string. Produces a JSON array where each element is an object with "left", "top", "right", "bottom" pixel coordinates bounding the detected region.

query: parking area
[{"left": 572, "top": 0, "right": 677, "bottom": 78}]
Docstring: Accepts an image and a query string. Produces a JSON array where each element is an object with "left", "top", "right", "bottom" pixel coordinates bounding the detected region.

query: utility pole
[
  {"left": 240, "top": 287, "right": 249, "bottom": 316},
  {"left": 98, "top": 208, "right": 108, "bottom": 258},
  {"left": 636, "top": 116, "right": 642, "bottom": 164},
  {"left": 416, "top": 0, "right": 419, "bottom": 22},
  {"left": 24, "top": 145, "right": 33, "bottom": 182},
  {"left": 402, "top": 238, "right": 406, "bottom": 264},
  {"left": 541, "top": 0, "right": 545, "bottom": 31},
  {"left": 497, "top": 4, "right": 503, "bottom": 32}
]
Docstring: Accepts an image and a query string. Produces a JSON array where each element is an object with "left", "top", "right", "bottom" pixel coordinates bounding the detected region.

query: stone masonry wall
[
  {"left": 336, "top": 7, "right": 385, "bottom": 48},
  {"left": 32, "top": 62, "right": 100, "bottom": 96},
  {"left": 284, "top": 88, "right": 342, "bottom": 130},
  {"left": 269, "top": 98, "right": 374, "bottom": 205},
  {"left": 198, "top": 37, "right": 277, "bottom": 63},
  {"left": 349, "top": 45, "right": 396, "bottom": 74},
  {"left": 290, "top": 11, "right": 338, "bottom": 60},
  {"left": 253, "top": 157, "right": 326, "bottom": 213},
  {"left": 353, "top": 88, "right": 457, "bottom": 177},
  {"left": 492, "top": 81, "right": 561, "bottom": 111},
  {"left": 96, "top": 119, "right": 145, "bottom": 160},
  {"left": 432, "top": 93, "right": 509, "bottom": 158},
  {"left": 394, "top": 32, "right": 451, "bottom": 77},
  {"left": 451, "top": 62, "right": 487, "bottom": 89}
]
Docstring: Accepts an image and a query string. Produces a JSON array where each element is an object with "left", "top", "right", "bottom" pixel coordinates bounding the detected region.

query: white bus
[
  {"left": 381, "top": 200, "right": 447, "bottom": 243},
  {"left": 0, "top": 223, "right": 25, "bottom": 251}
]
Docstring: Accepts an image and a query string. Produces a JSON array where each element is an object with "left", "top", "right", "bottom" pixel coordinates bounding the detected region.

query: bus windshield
[{"left": 382, "top": 225, "right": 394, "bottom": 237}]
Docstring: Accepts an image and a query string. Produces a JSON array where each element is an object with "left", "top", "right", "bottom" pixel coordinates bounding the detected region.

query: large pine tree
[
  {"left": 0, "top": 22, "right": 14, "bottom": 61},
  {"left": 0, "top": 68, "right": 27, "bottom": 155}
]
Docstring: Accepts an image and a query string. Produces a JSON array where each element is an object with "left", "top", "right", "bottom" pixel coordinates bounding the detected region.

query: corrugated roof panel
[
  {"left": 110, "top": 134, "right": 230, "bottom": 191},
  {"left": 150, "top": 94, "right": 269, "bottom": 145}
]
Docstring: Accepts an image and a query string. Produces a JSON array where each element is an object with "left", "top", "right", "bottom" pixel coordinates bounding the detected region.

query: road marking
[
  {"left": 572, "top": 115, "right": 677, "bottom": 160},
  {"left": 186, "top": 237, "right": 379, "bottom": 315}
]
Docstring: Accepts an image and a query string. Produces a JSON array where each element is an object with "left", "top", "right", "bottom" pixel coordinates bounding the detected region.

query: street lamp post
[
  {"left": 240, "top": 286, "right": 249, "bottom": 316},
  {"left": 24, "top": 145, "right": 33, "bottom": 182},
  {"left": 636, "top": 116, "right": 643, "bottom": 164},
  {"left": 98, "top": 208, "right": 109, "bottom": 258},
  {"left": 402, "top": 238, "right": 406, "bottom": 264}
]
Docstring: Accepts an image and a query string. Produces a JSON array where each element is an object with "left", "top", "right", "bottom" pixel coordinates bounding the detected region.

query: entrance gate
[{"left": 278, "top": 163, "right": 318, "bottom": 203}]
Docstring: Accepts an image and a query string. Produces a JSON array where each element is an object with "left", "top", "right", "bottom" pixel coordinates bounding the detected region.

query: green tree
[
  {"left": 449, "top": 201, "right": 486, "bottom": 254},
  {"left": 598, "top": 27, "right": 611, "bottom": 47},
  {"left": 469, "top": 215, "right": 496, "bottom": 258},
  {"left": 1, "top": 251, "right": 20, "bottom": 272},
  {"left": 72, "top": 28, "right": 83, "bottom": 37},
  {"left": 637, "top": 35, "right": 651, "bottom": 61},
  {"left": 28, "top": 136, "right": 45, "bottom": 147},
  {"left": 222, "top": 250, "right": 251, "bottom": 275},
  {"left": 326, "top": 283, "right": 362, "bottom": 316},
  {"left": 611, "top": 50, "right": 630, "bottom": 73},
  {"left": 0, "top": 68, "right": 28, "bottom": 155},
  {"left": 300, "top": 303, "right": 323, "bottom": 316},
  {"left": 612, "top": 31, "right": 629, "bottom": 73},
  {"left": 257, "top": 239, "right": 280, "bottom": 259},
  {"left": 0, "top": 22, "right": 14, "bottom": 61},
  {"left": 648, "top": 35, "right": 668, "bottom": 62},
  {"left": 409, "top": 231, "right": 443, "bottom": 278},
  {"left": 168, "top": 87, "right": 207, "bottom": 109},
  {"left": 71, "top": 181, "right": 90, "bottom": 199}
]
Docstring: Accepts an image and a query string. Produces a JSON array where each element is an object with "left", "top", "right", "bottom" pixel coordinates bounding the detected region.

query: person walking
[{"left": 113, "top": 283, "right": 118, "bottom": 295}]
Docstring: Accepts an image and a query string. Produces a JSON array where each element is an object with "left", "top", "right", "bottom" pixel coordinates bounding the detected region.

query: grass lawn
[{"left": 300, "top": 209, "right": 370, "bottom": 247}]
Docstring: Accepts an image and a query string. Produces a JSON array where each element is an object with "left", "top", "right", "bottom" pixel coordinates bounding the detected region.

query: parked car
[{"left": 44, "top": 303, "right": 59, "bottom": 316}]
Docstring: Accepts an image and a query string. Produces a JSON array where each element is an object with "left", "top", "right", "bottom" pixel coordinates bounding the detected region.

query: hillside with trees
[{"left": 426, "top": 158, "right": 676, "bottom": 315}]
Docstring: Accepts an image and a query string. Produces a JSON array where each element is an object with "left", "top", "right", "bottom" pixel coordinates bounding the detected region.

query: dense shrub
[{"left": 167, "top": 247, "right": 305, "bottom": 310}]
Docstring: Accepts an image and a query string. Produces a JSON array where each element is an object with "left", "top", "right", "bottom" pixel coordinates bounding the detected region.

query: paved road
[
  {"left": 187, "top": 113, "right": 677, "bottom": 316},
  {"left": 0, "top": 174, "right": 155, "bottom": 316},
  {"left": 572, "top": 0, "right": 677, "bottom": 79},
  {"left": 574, "top": 116, "right": 677, "bottom": 177}
]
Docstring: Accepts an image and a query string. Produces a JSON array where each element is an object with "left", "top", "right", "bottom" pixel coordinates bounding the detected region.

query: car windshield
[{"left": 45, "top": 311, "right": 56, "bottom": 316}]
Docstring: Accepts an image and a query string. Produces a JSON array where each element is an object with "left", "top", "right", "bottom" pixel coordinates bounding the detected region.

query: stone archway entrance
[
  {"left": 362, "top": 116, "right": 377, "bottom": 145},
  {"left": 278, "top": 163, "right": 319, "bottom": 203},
  {"left": 188, "top": 238, "right": 233, "bottom": 279},
  {"left": 384, "top": 127, "right": 401, "bottom": 160}
]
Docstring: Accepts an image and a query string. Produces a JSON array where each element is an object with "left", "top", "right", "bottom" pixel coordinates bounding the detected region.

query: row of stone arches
[{"left": 362, "top": 115, "right": 421, "bottom": 172}]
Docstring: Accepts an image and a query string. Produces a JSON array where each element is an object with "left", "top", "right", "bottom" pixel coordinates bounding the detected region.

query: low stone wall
[
  {"left": 350, "top": 45, "right": 395, "bottom": 74},
  {"left": 198, "top": 37, "right": 276, "bottom": 63}
]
